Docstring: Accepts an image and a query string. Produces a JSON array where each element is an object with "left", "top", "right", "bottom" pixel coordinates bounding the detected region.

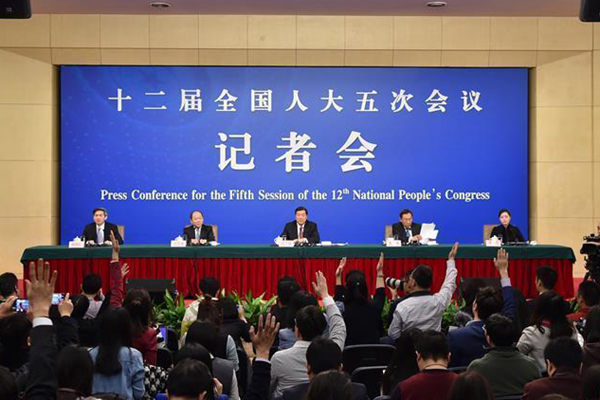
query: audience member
[
  {"left": 522, "top": 337, "right": 583, "bottom": 400},
  {"left": 123, "top": 289, "right": 158, "bottom": 365},
  {"left": 334, "top": 254, "right": 386, "bottom": 345},
  {"left": 381, "top": 328, "right": 422, "bottom": 396},
  {"left": 277, "top": 338, "right": 368, "bottom": 400},
  {"left": 270, "top": 277, "right": 301, "bottom": 329},
  {"left": 388, "top": 243, "right": 459, "bottom": 339},
  {"left": 448, "top": 248, "right": 515, "bottom": 367},
  {"left": 391, "top": 330, "right": 457, "bottom": 400},
  {"left": 89, "top": 308, "right": 145, "bottom": 399},
  {"left": 304, "top": 370, "right": 354, "bottom": 400},
  {"left": 270, "top": 271, "right": 346, "bottom": 398},
  {"left": 568, "top": 280, "right": 600, "bottom": 322},
  {"left": 518, "top": 291, "right": 583, "bottom": 371},
  {"left": 468, "top": 313, "right": 540, "bottom": 397},
  {"left": 448, "top": 371, "right": 494, "bottom": 400},
  {"left": 185, "top": 321, "right": 239, "bottom": 399}
]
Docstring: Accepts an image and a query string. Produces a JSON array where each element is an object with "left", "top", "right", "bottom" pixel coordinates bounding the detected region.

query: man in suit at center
[
  {"left": 392, "top": 209, "right": 422, "bottom": 244},
  {"left": 81, "top": 207, "right": 124, "bottom": 246},
  {"left": 280, "top": 206, "right": 320, "bottom": 245},
  {"left": 276, "top": 338, "right": 368, "bottom": 400},
  {"left": 183, "top": 210, "right": 215, "bottom": 245}
]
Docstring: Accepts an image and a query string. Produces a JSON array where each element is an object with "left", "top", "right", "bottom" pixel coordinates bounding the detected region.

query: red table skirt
[{"left": 23, "top": 257, "right": 574, "bottom": 299}]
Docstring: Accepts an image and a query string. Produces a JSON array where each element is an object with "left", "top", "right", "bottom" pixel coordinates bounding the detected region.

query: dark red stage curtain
[{"left": 26, "top": 257, "right": 574, "bottom": 299}]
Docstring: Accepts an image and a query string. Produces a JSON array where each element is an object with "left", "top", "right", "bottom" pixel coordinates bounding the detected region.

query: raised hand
[
  {"left": 249, "top": 313, "right": 280, "bottom": 359},
  {"left": 58, "top": 293, "right": 73, "bottom": 317},
  {"left": 335, "top": 257, "right": 347, "bottom": 284},
  {"left": 311, "top": 271, "right": 329, "bottom": 299},
  {"left": 493, "top": 248, "right": 509, "bottom": 278},
  {"left": 376, "top": 252, "right": 384, "bottom": 275},
  {"left": 26, "top": 258, "right": 57, "bottom": 318},
  {"left": 110, "top": 231, "right": 120, "bottom": 260},
  {"left": 448, "top": 242, "right": 459, "bottom": 260}
]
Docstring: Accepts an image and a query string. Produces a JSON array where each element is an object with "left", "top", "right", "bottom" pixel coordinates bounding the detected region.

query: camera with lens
[{"left": 581, "top": 234, "right": 600, "bottom": 284}]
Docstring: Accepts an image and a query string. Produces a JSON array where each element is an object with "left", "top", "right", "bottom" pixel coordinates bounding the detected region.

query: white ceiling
[{"left": 30, "top": 0, "right": 581, "bottom": 17}]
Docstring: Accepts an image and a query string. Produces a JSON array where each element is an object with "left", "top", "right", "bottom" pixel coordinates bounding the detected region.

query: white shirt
[{"left": 388, "top": 259, "right": 458, "bottom": 339}]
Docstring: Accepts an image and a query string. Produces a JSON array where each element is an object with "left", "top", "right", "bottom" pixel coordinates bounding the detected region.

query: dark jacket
[
  {"left": 490, "top": 224, "right": 525, "bottom": 243},
  {"left": 391, "top": 223, "right": 421, "bottom": 243},
  {"left": 281, "top": 220, "right": 320, "bottom": 244},
  {"left": 279, "top": 381, "right": 369, "bottom": 400},
  {"left": 81, "top": 222, "right": 124, "bottom": 245},
  {"left": 522, "top": 369, "right": 583, "bottom": 400},
  {"left": 448, "top": 284, "right": 516, "bottom": 367},
  {"left": 182, "top": 224, "right": 215, "bottom": 244},
  {"left": 334, "top": 286, "right": 385, "bottom": 345},
  {"left": 245, "top": 360, "right": 271, "bottom": 400},
  {"left": 221, "top": 318, "right": 251, "bottom": 349}
]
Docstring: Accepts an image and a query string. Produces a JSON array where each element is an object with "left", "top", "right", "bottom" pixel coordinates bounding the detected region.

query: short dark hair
[
  {"left": 411, "top": 265, "right": 433, "bottom": 289},
  {"left": 92, "top": 207, "right": 107, "bottom": 216},
  {"left": 57, "top": 345, "right": 94, "bottom": 396},
  {"left": 82, "top": 273, "right": 102, "bottom": 295},
  {"left": 448, "top": 371, "right": 494, "bottom": 400},
  {"left": 189, "top": 210, "right": 203, "bottom": 219},
  {"left": 536, "top": 266, "right": 558, "bottom": 291},
  {"left": 295, "top": 305, "right": 327, "bottom": 341},
  {"left": 174, "top": 342, "right": 213, "bottom": 372},
  {"left": 295, "top": 206, "right": 308, "bottom": 215},
  {"left": 498, "top": 208, "right": 511, "bottom": 218},
  {"left": 414, "top": 330, "right": 448, "bottom": 361},
  {"left": 186, "top": 320, "right": 219, "bottom": 354},
  {"left": 544, "top": 337, "right": 582, "bottom": 370},
  {"left": 0, "top": 273, "right": 18, "bottom": 298},
  {"left": 305, "top": 370, "right": 353, "bottom": 400},
  {"left": 306, "top": 338, "right": 342, "bottom": 374},
  {"left": 167, "top": 359, "right": 213, "bottom": 399},
  {"left": 199, "top": 277, "right": 220, "bottom": 297},
  {"left": 286, "top": 291, "right": 318, "bottom": 330},
  {"left": 0, "top": 366, "right": 17, "bottom": 400},
  {"left": 399, "top": 209, "right": 413, "bottom": 218},
  {"left": 578, "top": 280, "right": 600, "bottom": 307},
  {"left": 0, "top": 313, "right": 32, "bottom": 365},
  {"left": 475, "top": 287, "right": 503, "bottom": 321},
  {"left": 277, "top": 276, "right": 301, "bottom": 306},
  {"left": 484, "top": 313, "right": 516, "bottom": 347}
]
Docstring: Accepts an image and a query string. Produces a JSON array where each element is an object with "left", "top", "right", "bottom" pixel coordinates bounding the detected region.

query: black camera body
[{"left": 581, "top": 234, "right": 600, "bottom": 283}]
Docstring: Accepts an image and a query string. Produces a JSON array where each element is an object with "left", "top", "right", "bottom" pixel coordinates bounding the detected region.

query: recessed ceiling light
[
  {"left": 150, "top": 2, "right": 172, "bottom": 9},
  {"left": 426, "top": 1, "right": 447, "bottom": 7}
]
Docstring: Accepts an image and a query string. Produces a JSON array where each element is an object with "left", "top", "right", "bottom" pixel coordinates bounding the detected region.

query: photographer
[{"left": 387, "top": 243, "right": 459, "bottom": 340}]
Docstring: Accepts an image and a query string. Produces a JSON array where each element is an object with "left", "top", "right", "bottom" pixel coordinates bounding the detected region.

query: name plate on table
[
  {"left": 68, "top": 240, "right": 85, "bottom": 248},
  {"left": 485, "top": 237, "right": 502, "bottom": 247},
  {"left": 170, "top": 240, "right": 187, "bottom": 248},
  {"left": 385, "top": 238, "right": 403, "bottom": 247},
  {"left": 278, "top": 240, "right": 296, "bottom": 248}
]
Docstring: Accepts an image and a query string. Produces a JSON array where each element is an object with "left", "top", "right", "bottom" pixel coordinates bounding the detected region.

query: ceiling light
[
  {"left": 426, "top": 1, "right": 447, "bottom": 7},
  {"left": 150, "top": 2, "right": 172, "bottom": 9}
]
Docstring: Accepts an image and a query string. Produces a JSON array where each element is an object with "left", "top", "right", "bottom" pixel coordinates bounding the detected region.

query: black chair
[
  {"left": 342, "top": 344, "right": 395, "bottom": 374},
  {"left": 351, "top": 365, "right": 386, "bottom": 400},
  {"left": 165, "top": 327, "right": 179, "bottom": 353},
  {"left": 496, "top": 395, "right": 523, "bottom": 400},
  {"left": 156, "top": 347, "right": 173, "bottom": 369}
]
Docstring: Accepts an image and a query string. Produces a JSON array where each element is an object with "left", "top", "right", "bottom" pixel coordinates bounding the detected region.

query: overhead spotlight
[
  {"left": 150, "top": 2, "right": 172, "bottom": 9},
  {"left": 426, "top": 1, "right": 447, "bottom": 7}
]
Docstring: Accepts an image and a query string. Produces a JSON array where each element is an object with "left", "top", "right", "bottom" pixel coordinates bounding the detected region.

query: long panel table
[{"left": 21, "top": 244, "right": 576, "bottom": 299}]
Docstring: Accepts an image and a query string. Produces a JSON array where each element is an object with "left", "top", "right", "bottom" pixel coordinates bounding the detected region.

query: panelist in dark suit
[
  {"left": 280, "top": 206, "right": 320, "bottom": 244},
  {"left": 81, "top": 207, "right": 123, "bottom": 245},
  {"left": 183, "top": 210, "right": 215, "bottom": 245},
  {"left": 391, "top": 209, "right": 422, "bottom": 244},
  {"left": 490, "top": 208, "right": 525, "bottom": 243}
]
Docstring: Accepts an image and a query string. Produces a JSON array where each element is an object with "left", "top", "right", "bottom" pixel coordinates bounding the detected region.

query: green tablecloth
[{"left": 21, "top": 244, "right": 576, "bottom": 262}]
